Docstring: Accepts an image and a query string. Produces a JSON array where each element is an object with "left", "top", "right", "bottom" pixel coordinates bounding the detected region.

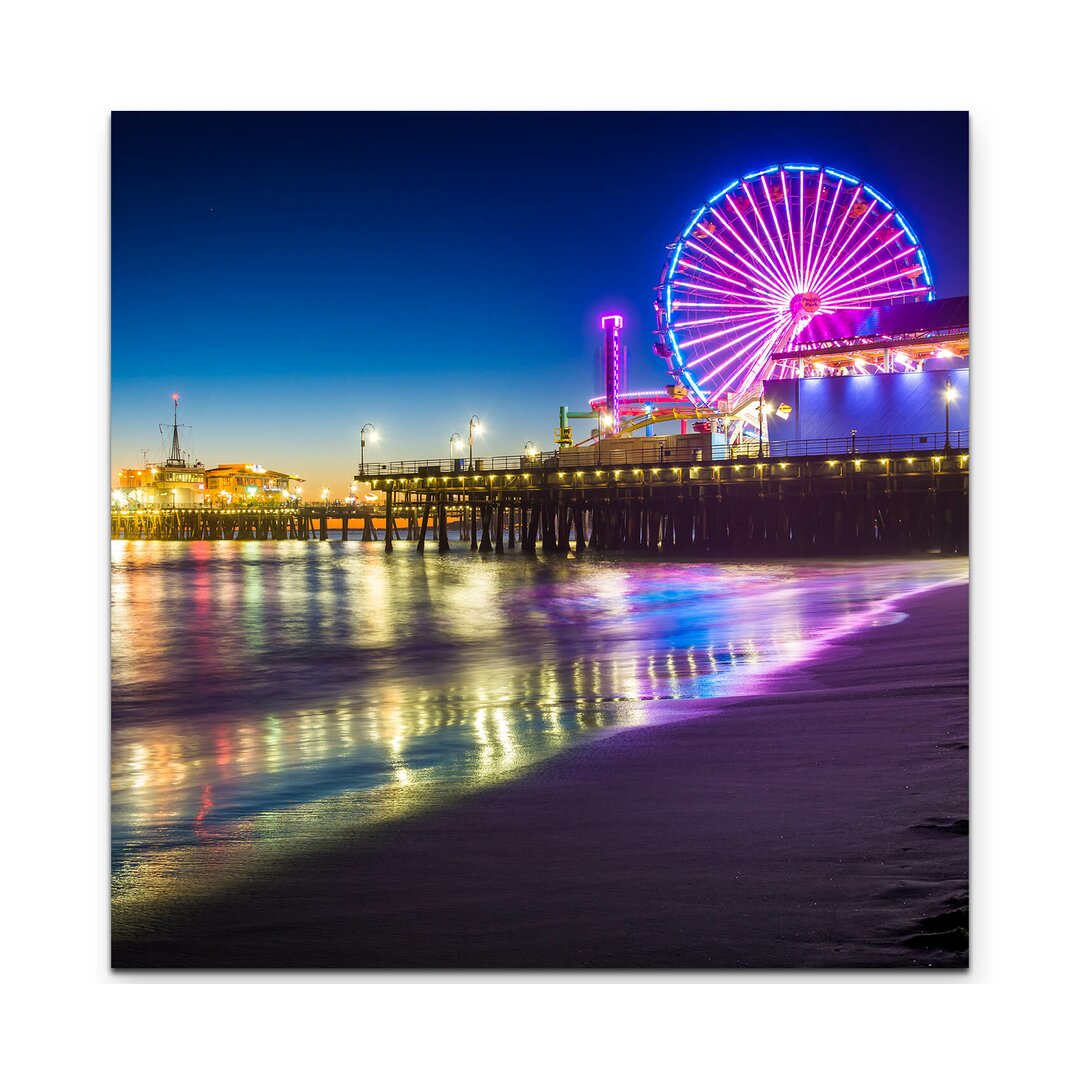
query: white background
[{"left": 1, "top": 1, "right": 1074, "bottom": 1075}]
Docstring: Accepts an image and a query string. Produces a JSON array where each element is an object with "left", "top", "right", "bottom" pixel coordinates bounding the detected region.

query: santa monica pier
[{"left": 112, "top": 163, "right": 968, "bottom": 556}]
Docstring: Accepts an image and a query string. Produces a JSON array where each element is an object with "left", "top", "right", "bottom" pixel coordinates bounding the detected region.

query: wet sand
[{"left": 114, "top": 581, "right": 968, "bottom": 969}]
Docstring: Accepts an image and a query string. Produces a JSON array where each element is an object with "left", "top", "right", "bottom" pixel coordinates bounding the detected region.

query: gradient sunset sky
[{"left": 112, "top": 112, "right": 968, "bottom": 494}]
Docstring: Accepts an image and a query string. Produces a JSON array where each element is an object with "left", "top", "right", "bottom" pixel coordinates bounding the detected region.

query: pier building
[
  {"left": 115, "top": 463, "right": 206, "bottom": 507},
  {"left": 204, "top": 464, "right": 304, "bottom": 504}
]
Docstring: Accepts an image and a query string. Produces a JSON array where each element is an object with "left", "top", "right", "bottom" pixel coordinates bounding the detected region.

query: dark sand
[{"left": 114, "top": 581, "right": 968, "bottom": 969}]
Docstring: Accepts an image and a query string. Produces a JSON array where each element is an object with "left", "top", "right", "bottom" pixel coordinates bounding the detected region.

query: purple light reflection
[{"left": 111, "top": 544, "right": 967, "bottom": 905}]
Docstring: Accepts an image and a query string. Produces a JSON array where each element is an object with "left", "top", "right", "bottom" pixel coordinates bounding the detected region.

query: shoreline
[{"left": 114, "top": 580, "right": 968, "bottom": 969}]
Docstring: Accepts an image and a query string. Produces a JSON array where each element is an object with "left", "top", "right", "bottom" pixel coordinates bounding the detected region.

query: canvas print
[{"left": 111, "top": 112, "right": 968, "bottom": 968}]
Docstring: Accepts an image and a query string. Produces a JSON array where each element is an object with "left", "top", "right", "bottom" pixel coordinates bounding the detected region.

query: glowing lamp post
[
  {"left": 321, "top": 487, "right": 330, "bottom": 507},
  {"left": 720, "top": 416, "right": 732, "bottom": 460},
  {"left": 944, "top": 378, "right": 957, "bottom": 450},
  {"left": 524, "top": 440, "right": 537, "bottom": 458},
  {"left": 468, "top": 415, "right": 481, "bottom": 469},
  {"left": 359, "top": 423, "right": 376, "bottom": 476},
  {"left": 450, "top": 432, "right": 463, "bottom": 462},
  {"left": 595, "top": 412, "right": 612, "bottom": 464},
  {"left": 757, "top": 394, "right": 774, "bottom": 459}
]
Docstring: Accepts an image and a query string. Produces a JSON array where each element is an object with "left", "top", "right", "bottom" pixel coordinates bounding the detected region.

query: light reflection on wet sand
[{"left": 111, "top": 543, "right": 967, "bottom": 911}]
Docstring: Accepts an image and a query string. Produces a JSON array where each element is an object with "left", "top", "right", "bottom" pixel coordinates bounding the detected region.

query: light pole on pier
[
  {"left": 595, "top": 412, "right": 613, "bottom": 465},
  {"left": 720, "top": 416, "right": 732, "bottom": 460},
  {"left": 359, "top": 423, "right": 376, "bottom": 475},
  {"left": 757, "top": 393, "right": 773, "bottom": 460},
  {"left": 944, "top": 377, "right": 956, "bottom": 450},
  {"left": 451, "top": 432, "right": 463, "bottom": 463},
  {"left": 468, "top": 415, "right": 481, "bottom": 469}
]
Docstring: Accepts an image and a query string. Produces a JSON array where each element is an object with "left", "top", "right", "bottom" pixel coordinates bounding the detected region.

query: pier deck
[{"left": 112, "top": 433, "right": 968, "bottom": 555}]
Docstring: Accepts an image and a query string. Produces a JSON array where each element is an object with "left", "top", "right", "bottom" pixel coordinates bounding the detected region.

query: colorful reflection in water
[{"left": 111, "top": 543, "right": 966, "bottom": 908}]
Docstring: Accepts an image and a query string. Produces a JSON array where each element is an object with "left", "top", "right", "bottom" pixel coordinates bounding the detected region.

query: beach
[{"left": 114, "top": 576, "right": 967, "bottom": 969}]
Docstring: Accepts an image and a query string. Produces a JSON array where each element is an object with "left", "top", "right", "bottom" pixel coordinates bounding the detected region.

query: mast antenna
[{"left": 164, "top": 393, "right": 184, "bottom": 466}]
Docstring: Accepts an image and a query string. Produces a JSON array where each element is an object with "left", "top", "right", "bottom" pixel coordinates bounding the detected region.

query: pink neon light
[
  {"left": 760, "top": 175, "right": 798, "bottom": 291},
  {"left": 699, "top": 216, "right": 790, "bottom": 302},
  {"left": 717, "top": 196, "right": 794, "bottom": 294},
  {"left": 813, "top": 208, "right": 894, "bottom": 295},
  {"left": 822, "top": 244, "right": 919, "bottom": 298},
  {"left": 732, "top": 185, "right": 797, "bottom": 294},
  {"left": 678, "top": 249, "right": 783, "bottom": 302}
]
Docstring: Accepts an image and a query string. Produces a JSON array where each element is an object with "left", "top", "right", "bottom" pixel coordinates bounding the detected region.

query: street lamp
[
  {"left": 944, "top": 377, "right": 957, "bottom": 450},
  {"left": 757, "top": 393, "right": 773, "bottom": 459},
  {"left": 450, "top": 432, "right": 463, "bottom": 461},
  {"left": 321, "top": 487, "right": 330, "bottom": 506},
  {"left": 524, "top": 440, "right": 537, "bottom": 458},
  {"left": 468, "top": 415, "right": 481, "bottom": 469},
  {"left": 359, "top": 423, "right": 376, "bottom": 475}
]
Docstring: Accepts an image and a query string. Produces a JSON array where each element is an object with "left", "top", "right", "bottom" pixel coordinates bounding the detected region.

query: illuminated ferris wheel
[{"left": 655, "top": 164, "right": 933, "bottom": 409}]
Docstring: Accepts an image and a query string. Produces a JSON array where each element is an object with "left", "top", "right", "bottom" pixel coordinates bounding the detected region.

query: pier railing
[{"left": 359, "top": 431, "right": 969, "bottom": 476}]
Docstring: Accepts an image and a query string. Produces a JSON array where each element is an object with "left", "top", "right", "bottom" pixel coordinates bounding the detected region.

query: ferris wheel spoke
[
  {"left": 805, "top": 170, "right": 824, "bottom": 286},
  {"left": 797, "top": 171, "right": 807, "bottom": 290},
  {"left": 735, "top": 327, "right": 793, "bottom": 393},
  {"left": 803, "top": 178, "right": 844, "bottom": 290},
  {"left": 810, "top": 209, "right": 894, "bottom": 296},
  {"left": 711, "top": 200, "right": 794, "bottom": 298},
  {"left": 724, "top": 326, "right": 793, "bottom": 399},
  {"left": 670, "top": 307, "right": 779, "bottom": 331},
  {"left": 734, "top": 184, "right": 799, "bottom": 296},
  {"left": 825, "top": 284, "right": 932, "bottom": 307},
  {"left": 780, "top": 171, "right": 801, "bottom": 291},
  {"left": 819, "top": 248, "right": 920, "bottom": 303},
  {"left": 692, "top": 211, "right": 784, "bottom": 292},
  {"left": 670, "top": 280, "right": 778, "bottom": 306},
  {"left": 808, "top": 195, "right": 881, "bottom": 296},
  {"left": 760, "top": 176, "right": 800, "bottom": 294},
  {"left": 672, "top": 274, "right": 768, "bottom": 307},
  {"left": 806, "top": 184, "right": 864, "bottom": 296},
  {"left": 684, "top": 315, "right": 786, "bottom": 370},
  {"left": 670, "top": 301, "right": 782, "bottom": 322},
  {"left": 675, "top": 250, "right": 784, "bottom": 303},
  {"left": 734, "top": 183, "right": 794, "bottom": 295},
  {"left": 682, "top": 238, "right": 789, "bottom": 303},
  {"left": 679, "top": 310, "right": 784, "bottom": 353},
  {"left": 670, "top": 297, "right": 777, "bottom": 312},
  {"left": 819, "top": 239, "right": 916, "bottom": 296},
  {"left": 694, "top": 316, "right": 788, "bottom": 383}
]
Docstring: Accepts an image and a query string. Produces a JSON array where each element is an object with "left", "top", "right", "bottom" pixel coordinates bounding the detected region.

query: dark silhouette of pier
[{"left": 112, "top": 434, "right": 968, "bottom": 556}]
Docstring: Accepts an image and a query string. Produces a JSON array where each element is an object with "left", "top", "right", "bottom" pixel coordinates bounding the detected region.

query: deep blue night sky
[{"left": 112, "top": 112, "right": 968, "bottom": 492}]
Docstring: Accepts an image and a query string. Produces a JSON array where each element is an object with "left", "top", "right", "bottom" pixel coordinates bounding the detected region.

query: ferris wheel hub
[{"left": 789, "top": 292, "right": 822, "bottom": 318}]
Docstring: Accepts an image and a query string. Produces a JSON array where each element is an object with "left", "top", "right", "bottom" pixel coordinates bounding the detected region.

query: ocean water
[{"left": 111, "top": 541, "right": 966, "bottom": 906}]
